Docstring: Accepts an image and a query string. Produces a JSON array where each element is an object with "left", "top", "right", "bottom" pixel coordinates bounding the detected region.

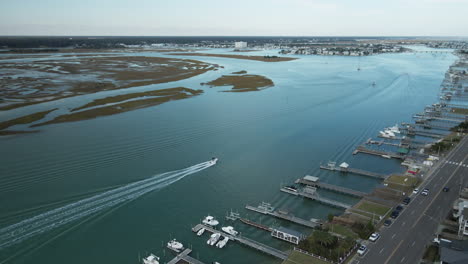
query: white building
[
  {"left": 234, "top": 41, "right": 247, "bottom": 49},
  {"left": 453, "top": 197, "right": 468, "bottom": 237}
]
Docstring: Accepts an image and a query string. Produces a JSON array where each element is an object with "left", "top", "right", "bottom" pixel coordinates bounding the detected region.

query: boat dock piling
[
  {"left": 239, "top": 218, "right": 272, "bottom": 232},
  {"left": 295, "top": 178, "right": 367, "bottom": 197},
  {"left": 192, "top": 224, "right": 288, "bottom": 260},
  {"left": 319, "top": 161, "right": 388, "bottom": 179},
  {"left": 245, "top": 202, "right": 321, "bottom": 228},
  {"left": 167, "top": 248, "right": 206, "bottom": 264}
]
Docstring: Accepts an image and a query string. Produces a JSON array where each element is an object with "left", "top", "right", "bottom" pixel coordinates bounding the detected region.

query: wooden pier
[
  {"left": 295, "top": 178, "right": 367, "bottom": 197},
  {"left": 353, "top": 145, "right": 405, "bottom": 160},
  {"left": 245, "top": 203, "right": 321, "bottom": 228},
  {"left": 167, "top": 248, "right": 205, "bottom": 264},
  {"left": 239, "top": 218, "right": 272, "bottom": 232},
  {"left": 280, "top": 187, "right": 351, "bottom": 209},
  {"left": 191, "top": 224, "right": 288, "bottom": 260},
  {"left": 319, "top": 162, "right": 388, "bottom": 179}
]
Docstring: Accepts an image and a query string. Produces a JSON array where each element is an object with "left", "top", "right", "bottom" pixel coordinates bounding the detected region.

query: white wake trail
[{"left": 0, "top": 160, "right": 215, "bottom": 250}]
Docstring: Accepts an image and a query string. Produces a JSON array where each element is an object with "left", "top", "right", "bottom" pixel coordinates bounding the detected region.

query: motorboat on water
[
  {"left": 209, "top": 157, "right": 218, "bottom": 165},
  {"left": 202, "top": 216, "right": 219, "bottom": 226},
  {"left": 221, "top": 226, "right": 238, "bottom": 236},
  {"left": 167, "top": 239, "right": 184, "bottom": 252},
  {"left": 197, "top": 228, "right": 205, "bottom": 236},
  {"left": 381, "top": 155, "right": 391, "bottom": 159},
  {"left": 379, "top": 130, "right": 395, "bottom": 138},
  {"left": 207, "top": 233, "right": 221, "bottom": 246},
  {"left": 142, "top": 254, "right": 160, "bottom": 264},
  {"left": 385, "top": 124, "right": 401, "bottom": 134},
  {"left": 216, "top": 236, "right": 229, "bottom": 248},
  {"left": 283, "top": 185, "right": 297, "bottom": 192}
]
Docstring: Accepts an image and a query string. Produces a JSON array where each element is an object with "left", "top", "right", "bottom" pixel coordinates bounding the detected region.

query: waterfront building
[
  {"left": 271, "top": 226, "right": 305, "bottom": 245},
  {"left": 235, "top": 41, "right": 247, "bottom": 49}
]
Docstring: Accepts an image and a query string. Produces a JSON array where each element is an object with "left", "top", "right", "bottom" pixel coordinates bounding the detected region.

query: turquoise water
[{"left": 0, "top": 48, "right": 455, "bottom": 264}]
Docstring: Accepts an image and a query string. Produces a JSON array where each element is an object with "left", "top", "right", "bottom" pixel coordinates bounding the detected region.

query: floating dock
[
  {"left": 245, "top": 202, "right": 321, "bottom": 228},
  {"left": 353, "top": 145, "right": 405, "bottom": 160},
  {"left": 167, "top": 248, "right": 205, "bottom": 264},
  {"left": 281, "top": 187, "right": 351, "bottom": 209},
  {"left": 295, "top": 177, "right": 367, "bottom": 197},
  {"left": 319, "top": 161, "right": 388, "bottom": 179},
  {"left": 239, "top": 218, "right": 272, "bottom": 232},
  {"left": 192, "top": 224, "right": 288, "bottom": 260}
]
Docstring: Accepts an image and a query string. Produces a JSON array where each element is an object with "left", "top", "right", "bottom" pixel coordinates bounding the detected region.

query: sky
[{"left": 0, "top": 0, "right": 467, "bottom": 36}]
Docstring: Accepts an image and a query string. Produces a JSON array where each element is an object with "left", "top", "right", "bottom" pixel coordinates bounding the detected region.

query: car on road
[
  {"left": 391, "top": 210, "right": 400, "bottom": 219},
  {"left": 421, "top": 188, "right": 429, "bottom": 196},
  {"left": 383, "top": 219, "right": 392, "bottom": 226},
  {"left": 402, "top": 197, "right": 411, "bottom": 205},
  {"left": 443, "top": 187, "right": 450, "bottom": 192},
  {"left": 395, "top": 205, "right": 404, "bottom": 212},
  {"left": 413, "top": 188, "right": 419, "bottom": 194},
  {"left": 369, "top": 232, "right": 380, "bottom": 242},
  {"left": 357, "top": 245, "right": 368, "bottom": 256}
]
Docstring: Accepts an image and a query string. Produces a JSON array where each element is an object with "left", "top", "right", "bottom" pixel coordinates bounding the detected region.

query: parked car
[
  {"left": 395, "top": 205, "right": 404, "bottom": 212},
  {"left": 391, "top": 210, "right": 400, "bottom": 219},
  {"left": 421, "top": 188, "right": 429, "bottom": 196},
  {"left": 413, "top": 188, "right": 419, "bottom": 194},
  {"left": 402, "top": 197, "right": 411, "bottom": 205},
  {"left": 383, "top": 219, "right": 392, "bottom": 226},
  {"left": 369, "top": 233, "right": 381, "bottom": 242},
  {"left": 357, "top": 245, "right": 368, "bottom": 256},
  {"left": 443, "top": 187, "right": 450, "bottom": 192}
]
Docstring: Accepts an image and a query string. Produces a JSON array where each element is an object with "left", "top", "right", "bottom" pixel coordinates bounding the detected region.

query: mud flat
[
  {"left": 169, "top": 53, "right": 297, "bottom": 62},
  {"left": 202, "top": 72, "right": 274, "bottom": 92},
  {"left": 32, "top": 87, "right": 202, "bottom": 127},
  {"left": 0, "top": 56, "right": 219, "bottom": 110},
  {"left": 0, "top": 108, "right": 57, "bottom": 134}
]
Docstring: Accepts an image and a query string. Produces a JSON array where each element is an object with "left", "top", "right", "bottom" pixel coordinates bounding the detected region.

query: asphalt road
[{"left": 356, "top": 136, "right": 468, "bottom": 264}]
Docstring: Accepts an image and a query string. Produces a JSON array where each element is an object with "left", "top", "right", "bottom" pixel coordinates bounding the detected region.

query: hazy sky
[{"left": 1, "top": 0, "right": 467, "bottom": 36}]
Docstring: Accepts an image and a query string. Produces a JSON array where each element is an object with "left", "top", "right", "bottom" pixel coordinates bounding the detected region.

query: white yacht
[
  {"left": 221, "top": 226, "right": 238, "bottom": 236},
  {"left": 385, "top": 124, "right": 401, "bottom": 134},
  {"left": 216, "top": 236, "right": 229, "bottom": 248},
  {"left": 207, "top": 233, "right": 221, "bottom": 246},
  {"left": 197, "top": 228, "right": 205, "bottom": 236},
  {"left": 142, "top": 254, "right": 160, "bottom": 264},
  {"left": 209, "top": 157, "right": 218, "bottom": 165},
  {"left": 167, "top": 239, "right": 184, "bottom": 252},
  {"left": 202, "top": 216, "right": 219, "bottom": 226}
]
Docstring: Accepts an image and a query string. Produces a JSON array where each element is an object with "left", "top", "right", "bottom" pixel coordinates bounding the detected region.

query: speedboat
[
  {"left": 221, "top": 226, "right": 238, "bottom": 236},
  {"left": 202, "top": 216, "right": 219, "bottom": 226},
  {"left": 207, "top": 233, "right": 221, "bottom": 246},
  {"left": 216, "top": 236, "right": 229, "bottom": 248},
  {"left": 385, "top": 124, "right": 400, "bottom": 134},
  {"left": 142, "top": 254, "right": 160, "bottom": 264},
  {"left": 197, "top": 228, "right": 205, "bottom": 236},
  {"left": 167, "top": 239, "right": 184, "bottom": 252},
  {"left": 209, "top": 157, "right": 218, "bottom": 165},
  {"left": 283, "top": 185, "right": 297, "bottom": 192}
]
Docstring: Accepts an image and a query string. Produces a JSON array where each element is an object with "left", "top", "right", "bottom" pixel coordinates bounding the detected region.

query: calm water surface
[{"left": 0, "top": 47, "right": 455, "bottom": 264}]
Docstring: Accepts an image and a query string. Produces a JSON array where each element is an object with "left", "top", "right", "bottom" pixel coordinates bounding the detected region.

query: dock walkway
[
  {"left": 353, "top": 146, "right": 405, "bottom": 160},
  {"left": 167, "top": 248, "right": 205, "bottom": 264},
  {"left": 280, "top": 188, "right": 351, "bottom": 209},
  {"left": 296, "top": 178, "right": 367, "bottom": 197},
  {"left": 245, "top": 204, "right": 321, "bottom": 228},
  {"left": 320, "top": 163, "right": 388, "bottom": 179},
  {"left": 192, "top": 224, "right": 288, "bottom": 260}
]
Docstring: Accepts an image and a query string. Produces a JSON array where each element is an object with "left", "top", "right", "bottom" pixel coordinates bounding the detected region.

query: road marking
[
  {"left": 379, "top": 248, "right": 385, "bottom": 254},
  {"left": 411, "top": 241, "right": 415, "bottom": 247},
  {"left": 400, "top": 257, "right": 406, "bottom": 263},
  {"left": 392, "top": 234, "right": 396, "bottom": 239},
  {"left": 384, "top": 240, "right": 403, "bottom": 264}
]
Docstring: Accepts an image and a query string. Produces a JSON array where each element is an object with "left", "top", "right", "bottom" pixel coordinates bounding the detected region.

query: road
[{"left": 356, "top": 136, "right": 468, "bottom": 264}]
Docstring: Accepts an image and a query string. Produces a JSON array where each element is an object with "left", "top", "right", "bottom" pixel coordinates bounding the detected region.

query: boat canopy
[
  {"left": 303, "top": 175, "right": 319, "bottom": 182},
  {"left": 339, "top": 162, "right": 349, "bottom": 169}
]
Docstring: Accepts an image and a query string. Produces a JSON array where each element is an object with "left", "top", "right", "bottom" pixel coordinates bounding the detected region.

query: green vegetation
[
  {"left": 72, "top": 87, "right": 200, "bottom": 111},
  {"left": 282, "top": 250, "right": 330, "bottom": 264},
  {"left": 385, "top": 175, "right": 420, "bottom": 192},
  {"left": 169, "top": 52, "right": 297, "bottom": 62},
  {"left": 422, "top": 245, "right": 440, "bottom": 262},
  {"left": 430, "top": 141, "right": 453, "bottom": 153},
  {"left": 450, "top": 108, "right": 468, "bottom": 115},
  {"left": 451, "top": 121, "right": 468, "bottom": 133},
  {"left": 32, "top": 88, "right": 202, "bottom": 127},
  {"left": 297, "top": 230, "right": 356, "bottom": 262},
  {"left": 325, "top": 224, "right": 359, "bottom": 239},
  {"left": 0, "top": 108, "right": 57, "bottom": 133},
  {"left": 350, "top": 220, "right": 376, "bottom": 239},
  {"left": 202, "top": 74, "right": 274, "bottom": 92},
  {"left": 356, "top": 201, "right": 391, "bottom": 216}
]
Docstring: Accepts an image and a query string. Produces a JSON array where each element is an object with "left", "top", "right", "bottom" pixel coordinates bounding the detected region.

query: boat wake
[{"left": 0, "top": 160, "right": 215, "bottom": 250}]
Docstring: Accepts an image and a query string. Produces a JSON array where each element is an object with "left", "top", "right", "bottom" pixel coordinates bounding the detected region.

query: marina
[
  {"left": 245, "top": 202, "right": 322, "bottom": 228},
  {"left": 166, "top": 248, "right": 206, "bottom": 264},
  {"left": 191, "top": 224, "right": 288, "bottom": 260},
  {"left": 280, "top": 186, "right": 352, "bottom": 209},
  {"left": 353, "top": 145, "right": 405, "bottom": 160},
  {"left": 319, "top": 161, "right": 388, "bottom": 179}
]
